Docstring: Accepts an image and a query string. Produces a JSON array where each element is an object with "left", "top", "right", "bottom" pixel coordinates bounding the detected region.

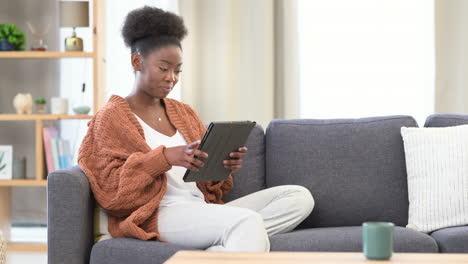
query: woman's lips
[{"left": 161, "top": 87, "right": 172, "bottom": 93}]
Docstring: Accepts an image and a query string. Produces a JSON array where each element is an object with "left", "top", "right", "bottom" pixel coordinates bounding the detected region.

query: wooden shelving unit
[
  {"left": 0, "top": 114, "right": 92, "bottom": 121},
  {"left": 0, "top": 51, "right": 94, "bottom": 59},
  {"left": 0, "top": 0, "right": 106, "bottom": 252},
  {"left": 7, "top": 242, "right": 48, "bottom": 252},
  {"left": 0, "top": 180, "right": 47, "bottom": 187}
]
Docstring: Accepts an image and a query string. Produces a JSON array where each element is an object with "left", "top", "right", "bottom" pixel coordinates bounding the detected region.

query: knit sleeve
[
  {"left": 184, "top": 104, "right": 234, "bottom": 199},
  {"left": 78, "top": 109, "right": 172, "bottom": 217}
]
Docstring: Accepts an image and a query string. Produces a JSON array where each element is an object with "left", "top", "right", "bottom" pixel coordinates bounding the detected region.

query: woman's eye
[
  {"left": 175, "top": 70, "right": 182, "bottom": 74},
  {"left": 159, "top": 67, "right": 168, "bottom": 72}
]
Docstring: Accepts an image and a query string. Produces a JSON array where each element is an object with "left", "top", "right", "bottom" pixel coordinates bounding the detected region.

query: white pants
[{"left": 157, "top": 185, "right": 314, "bottom": 252}]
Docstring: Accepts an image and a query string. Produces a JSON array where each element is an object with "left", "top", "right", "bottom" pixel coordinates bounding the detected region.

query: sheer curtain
[
  {"left": 179, "top": 0, "right": 300, "bottom": 127},
  {"left": 436, "top": 0, "right": 468, "bottom": 114},
  {"left": 297, "top": 0, "right": 435, "bottom": 125}
]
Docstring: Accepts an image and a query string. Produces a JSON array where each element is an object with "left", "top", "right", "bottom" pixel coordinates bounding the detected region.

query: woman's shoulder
[
  {"left": 163, "top": 98, "right": 198, "bottom": 116},
  {"left": 91, "top": 95, "right": 136, "bottom": 127},
  {"left": 95, "top": 95, "right": 131, "bottom": 116}
]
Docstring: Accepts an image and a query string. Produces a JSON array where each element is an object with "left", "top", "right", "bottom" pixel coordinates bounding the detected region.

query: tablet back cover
[{"left": 183, "top": 121, "right": 256, "bottom": 182}]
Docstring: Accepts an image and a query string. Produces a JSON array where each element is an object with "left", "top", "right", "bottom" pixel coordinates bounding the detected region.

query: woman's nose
[{"left": 166, "top": 71, "right": 176, "bottom": 82}]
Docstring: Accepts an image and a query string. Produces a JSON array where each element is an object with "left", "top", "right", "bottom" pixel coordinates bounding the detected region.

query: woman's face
[{"left": 133, "top": 45, "right": 183, "bottom": 98}]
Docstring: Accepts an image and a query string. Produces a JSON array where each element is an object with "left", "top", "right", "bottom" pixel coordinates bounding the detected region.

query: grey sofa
[{"left": 48, "top": 114, "right": 468, "bottom": 264}]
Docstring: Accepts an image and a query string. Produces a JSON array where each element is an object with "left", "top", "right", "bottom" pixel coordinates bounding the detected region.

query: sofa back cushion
[
  {"left": 424, "top": 114, "right": 468, "bottom": 127},
  {"left": 222, "top": 124, "right": 266, "bottom": 202},
  {"left": 265, "top": 116, "right": 417, "bottom": 228}
]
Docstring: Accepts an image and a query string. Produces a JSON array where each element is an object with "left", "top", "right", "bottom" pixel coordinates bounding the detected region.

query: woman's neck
[{"left": 125, "top": 91, "right": 163, "bottom": 112}]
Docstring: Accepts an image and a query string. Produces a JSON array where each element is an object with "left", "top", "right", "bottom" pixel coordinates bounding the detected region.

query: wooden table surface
[{"left": 164, "top": 251, "right": 468, "bottom": 264}]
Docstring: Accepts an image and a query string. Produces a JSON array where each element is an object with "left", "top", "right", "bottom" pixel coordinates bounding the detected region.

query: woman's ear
[{"left": 131, "top": 53, "right": 143, "bottom": 72}]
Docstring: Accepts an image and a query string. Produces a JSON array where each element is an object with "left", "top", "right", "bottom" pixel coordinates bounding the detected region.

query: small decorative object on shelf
[
  {"left": 26, "top": 20, "right": 50, "bottom": 51},
  {"left": 13, "top": 93, "right": 33, "bottom": 114},
  {"left": 0, "top": 145, "right": 13, "bottom": 180},
  {"left": 35, "top": 97, "right": 47, "bottom": 114},
  {"left": 60, "top": 1, "right": 89, "bottom": 51},
  {"left": 0, "top": 23, "right": 26, "bottom": 51},
  {"left": 73, "top": 83, "right": 91, "bottom": 115},
  {"left": 51, "top": 97, "right": 68, "bottom": 114},
  {"left": 73, "top": 105, "right": 91, "bottom": 115},
  {"left": 0, "top": 230, "right": 5, "bottom": 264},
  {"left": 12, "top": 156, "right": 26, "bottom": 179}
]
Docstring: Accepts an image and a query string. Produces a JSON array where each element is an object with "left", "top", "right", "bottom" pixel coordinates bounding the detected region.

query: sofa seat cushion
[
  {"left": 270, "top": 226, "right": 438, "bottom": 253},
  {"left": 90, "top": 238, "right": 197, "bottom": 264},
  {"left": 430, "top": 226, "right": 468, "bottom": 253}
]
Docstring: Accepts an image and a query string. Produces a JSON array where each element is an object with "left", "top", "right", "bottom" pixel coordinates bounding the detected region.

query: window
[{"left": 297, "top": 0, "right": 434, "bottom": 125}]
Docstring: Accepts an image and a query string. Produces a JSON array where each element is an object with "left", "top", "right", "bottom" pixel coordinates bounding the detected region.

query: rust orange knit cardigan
[{"left": 78, "top": 95, "right": 233, "bottom": 241}]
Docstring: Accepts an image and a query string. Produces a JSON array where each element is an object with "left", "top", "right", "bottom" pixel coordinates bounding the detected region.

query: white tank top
[{"left": 134, "top": 114, "right": 206, "bottom": 207}]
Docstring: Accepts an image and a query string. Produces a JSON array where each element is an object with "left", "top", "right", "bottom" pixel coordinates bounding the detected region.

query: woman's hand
[
  {"left": 223, "top": 147, "right": 248, "bottom": 174},
  {"left": 163, "top": 141, "right": 209, "bottom": 171}
]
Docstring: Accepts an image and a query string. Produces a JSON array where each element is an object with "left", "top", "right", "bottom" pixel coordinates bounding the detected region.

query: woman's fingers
[
  {"left": 185, "top": 161, "right": 199, "bottom": 171},
  {"left": 224, "top": 164, "right": 242, "bottom": 172},
  {"left": 185, "top": 141, "right": 201, "bottom": 154},
  {"left": 189, "top": 156, "right": 204, "bottom": 168},
  {"left": 229, "top": 147, "right": 248, "bottom": 159},
  {"left": 223, "top": 159, "right": 242, "bottom": 166},
  {"left": 238, "top": 147, "right": 248, "bottom": 152},
  {"left": 229, "top": 152, "right": 245, "bottom": 159},
  {"left": 193, "top": 149, "right": 208, "bottom": 158}
]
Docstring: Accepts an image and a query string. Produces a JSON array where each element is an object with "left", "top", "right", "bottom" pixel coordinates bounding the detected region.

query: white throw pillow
[{"left": 401, "top": 125, "right": 468, "bottom": 233}]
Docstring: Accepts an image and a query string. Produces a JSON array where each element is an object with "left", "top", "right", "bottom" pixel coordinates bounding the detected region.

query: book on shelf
[
  {"left": 43, "top": 127, "right": 73, "bottom": 173},
  {"left": 42, "top": 127, "right": 57, "bottom": 174},
  {"left": 50, "top": 138, "right": 60, "bottom": 172},
  {"left": 57, "top": 139, "right": 72, "bottom": 169}
]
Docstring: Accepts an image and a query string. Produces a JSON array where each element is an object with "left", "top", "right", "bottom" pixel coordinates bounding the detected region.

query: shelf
[
  {"left": 0, "top": 51, "right": 94, "bottom": 59},
  {"left": 6, "top": 242, "right": 47, "bottom": 252},
  {"left": 0, "top": 180, "right": 47, "bottom": 187},
  {"left": 0, "top": 114, "right": 92, "bottom": 121}
]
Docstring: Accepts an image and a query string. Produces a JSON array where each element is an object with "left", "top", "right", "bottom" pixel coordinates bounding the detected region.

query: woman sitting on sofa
[{"left": 78, "top": 6, "right": 314, "bottom": 252}]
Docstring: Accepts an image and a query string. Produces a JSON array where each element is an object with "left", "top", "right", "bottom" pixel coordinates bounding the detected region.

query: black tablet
[{"left": 183, "top": 121, "right": 256, "bottom": 182}]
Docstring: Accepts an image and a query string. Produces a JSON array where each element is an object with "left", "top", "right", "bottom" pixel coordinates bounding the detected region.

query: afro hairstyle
[{"left": 121, "top": 6, "right": 188, "bottom": 56}]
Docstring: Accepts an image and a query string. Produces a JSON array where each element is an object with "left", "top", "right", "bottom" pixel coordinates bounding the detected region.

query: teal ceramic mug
[{"left": 362, "top": 222, "right": 394, "bottom": 260}]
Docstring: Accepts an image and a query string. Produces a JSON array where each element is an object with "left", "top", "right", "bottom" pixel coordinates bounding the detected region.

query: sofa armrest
[{"left": 48, "top": 166, "right": 94, "bottom": 264}]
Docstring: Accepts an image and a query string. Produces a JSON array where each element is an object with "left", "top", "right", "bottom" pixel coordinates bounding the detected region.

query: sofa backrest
[
  {"left": 223, "top": 124, "right": 266, "bottom": 202},
  {"left": 425, "top": 114, "right": 468, "bottom": 127},
  {"left": 265, "top": 116, "right": 418, "bottom": 228}
]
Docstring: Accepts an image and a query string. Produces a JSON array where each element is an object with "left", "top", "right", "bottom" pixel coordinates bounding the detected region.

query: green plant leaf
[
  {"left": 35, "top": 98, "right": 46, "bottom": 104},
  {"left": 0, "top": 23, "right": 25, "bottom": 50},
  {"left": 0, "top": 164, "right": 5, "bottom": 173},
  {"left": 0, "top": 151, "right": 4, "bottom": 164}
]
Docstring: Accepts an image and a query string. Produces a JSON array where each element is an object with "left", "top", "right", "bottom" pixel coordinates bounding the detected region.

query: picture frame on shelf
[{"left": 0, "top": 145, "right": 13, "bottom": 180}]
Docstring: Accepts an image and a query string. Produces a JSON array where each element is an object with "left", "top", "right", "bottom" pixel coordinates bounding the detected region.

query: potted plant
[
  {"left": 0, "top": 24, "right": 26, "bottom": 51},
  {"left": 35, "top": 97, "right": 47, "bottom": 114}
]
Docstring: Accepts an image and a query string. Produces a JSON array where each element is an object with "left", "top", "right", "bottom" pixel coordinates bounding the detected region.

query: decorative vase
[
  {"left": 0, "top": 231, "right": 5, "bottom": 264},
  {"left": 51, "top": 97, "right": 68, "bottom": 114},
  {"left": 13, "top": 93, "right": 33, "bottom": 114},
  {"left": 37, "top": 104, "right": 46, "bottom": 114},
  {"left": 31, "top": 39, "right": 47, "bottom": 51},
  {"left": 12, "top": 157, "right": 26, "bottom": 179},
  {"left": 0, "top": 39, "right": 14, "bottom": 51},
  {"left": 73, "top": 105, "right": 91, "bottom": 115}
]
